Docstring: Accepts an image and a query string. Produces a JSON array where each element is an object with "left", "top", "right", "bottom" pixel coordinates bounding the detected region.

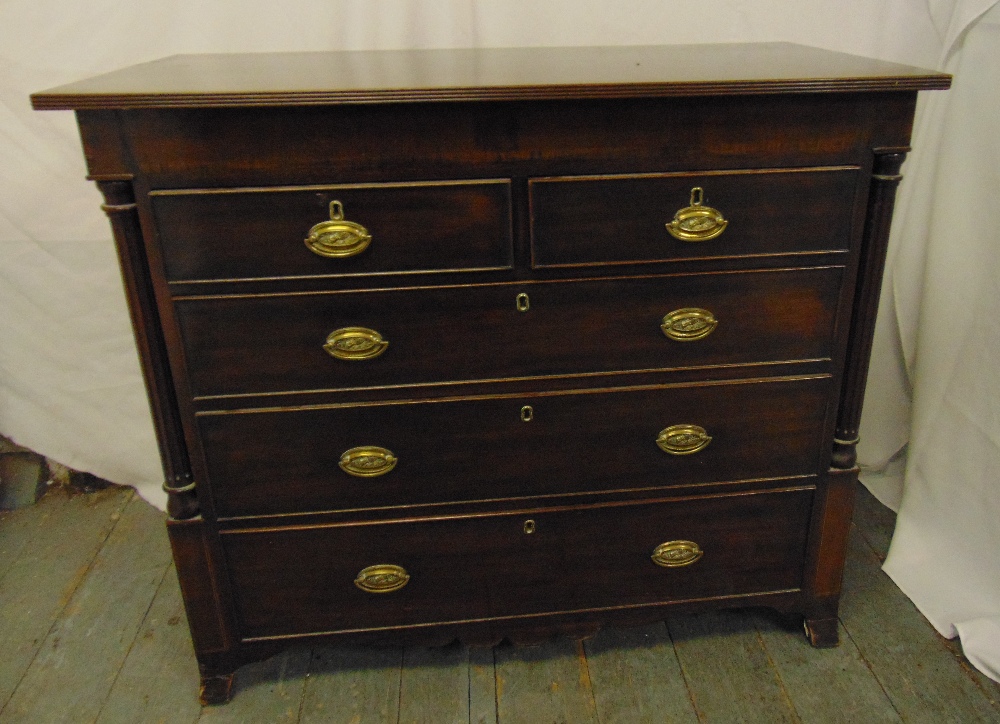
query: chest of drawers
[{"left": 33, "top": 44, "right": 949, "bottom": 704}]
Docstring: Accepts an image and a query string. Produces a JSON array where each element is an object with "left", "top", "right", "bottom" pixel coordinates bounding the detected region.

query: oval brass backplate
[
  {"left": 354, "top": 564, "right": 410, "bottom": 593},
  {"left": 651, "top": 540, "right": 704, "bottom": 568},
  {"left": 656, "top": 424, "right": 712, "bottom": 455},
  {"left": 339, "top": 446, "right": 398, "bottom": 477},
  {"left": 324, "top": 327, "right": 388, "bottom": 361},
  {"left": 305, "top": 200, "right": 373, "bottom": 258},
  {"left": 661, "top": 308, "right": 718, "bottom": 342},
  {"left": 665, "top": 187, "right": 728, "bottom": 242}
]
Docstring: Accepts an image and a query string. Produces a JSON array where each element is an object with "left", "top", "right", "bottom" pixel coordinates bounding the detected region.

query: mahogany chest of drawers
[{"left": 33, "top": 44, "right": 949, "bottom": 703}]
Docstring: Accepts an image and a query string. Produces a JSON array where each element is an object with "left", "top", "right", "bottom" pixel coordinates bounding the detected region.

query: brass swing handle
[
  {"left": 661, "top": 308, "right": 717, "bottom": 342},
  {"left": 651, "top": 540, "right": 703, "bottom": 568},
  {"left": 656, "top": 424, "right": 712, "bottom": 455},
  {"left": 355, "top": 564, "right": 410, "bottom": 593},
  {"left": 665, "top": 187, "right": 728, "bottom": 242},
  {"left": 324, "top": 327, "right": 388, "bottom": 361},
  {"left": 339, "top": 446, "right": 398, "bottom": 477},
  {"left": 305, "top": 200, "right": 372, "bottom": 258}
]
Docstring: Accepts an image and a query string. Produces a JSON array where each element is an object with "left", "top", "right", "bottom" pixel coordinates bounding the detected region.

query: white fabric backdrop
[
  {"left": 858, "top": 0, "right": 1000, "bottom": 683},
  {"left": 1, "top": 0, "right": 997, "bottom": 682}
]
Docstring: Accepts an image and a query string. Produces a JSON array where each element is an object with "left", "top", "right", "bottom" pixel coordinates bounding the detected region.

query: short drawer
[
  {"left": 199, "top": 376, "right": 831, "bottom": 518},
  {"left": 175, "top": 267, "right": 843, "bottom": 398},
  {"left": 149, "top": 179, "right": 513, "bottom": 281},
  {"left": 530, "top": 168, "right": 858, "bottom": 267},
  {"left": 221, "top": 488, "right": 814, "bottom": 640}
]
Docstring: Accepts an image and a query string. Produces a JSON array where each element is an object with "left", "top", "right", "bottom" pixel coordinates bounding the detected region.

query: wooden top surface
[{"left": 31, "top": 43, "right": 950, "bottom": 110}]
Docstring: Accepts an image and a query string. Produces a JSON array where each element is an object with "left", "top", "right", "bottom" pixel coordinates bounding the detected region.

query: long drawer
[
  {"left": 530, "top": 168, "right": 858, "bottom": 267},
  {"left": 150, "top": 179, "right": 513, "bottom": 282},
  {"left": 199, "top": 376, "right": 831, "bottom": 518},
  {"left": 175, "top": 267, "right": 843, "bottom": 398},
  {"left": 221, "top": 488, "right": 814, "bottom": 640}
]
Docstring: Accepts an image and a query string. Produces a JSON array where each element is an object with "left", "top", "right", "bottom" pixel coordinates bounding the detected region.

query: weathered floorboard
[
  {"left": 667, "top": 610, "right": 798, "bottom": 723},
  {"left": 853, "top": 482, "right": 898, "bottom": 559},
  {"left": 0, "top": 495, "right": 55, "bottom": 581},
  {"left": 494, "top": 638, "right": 598, "bottom": 724},
  {"left": 198, "top": 648, "right": 311, "bottom": 724},
  {"left": 96, "top": 563, "right": 202, "bottom": 724},
  {"left": 398, "top": 643, "right": 470, "bottom": 724},
  {"left": 584, "top": 622, "right": 699, "bottom": 724},
  {"left": 851, "top": 486, "right": 1000, "bottom": 710},
  {"left": 1, "top": 493, "right": 172, "bottom": 723},
  {"left": 752, "top": 611, "right": 902, "bottom": 722},
  {"left": 839, "top": 525, "right": 1000, "bottom": 723},
  {"left": 469, "top": 645, "right": 498, "bottom": 724},
  {"left": 0, "top": 488, "right": 133, "bottom": 711},
  {"left": 298, "top": 645, "right": 402, "bottom": 724}
]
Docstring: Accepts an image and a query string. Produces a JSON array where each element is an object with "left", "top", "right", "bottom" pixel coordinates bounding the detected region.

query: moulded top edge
[{"left": 30, "top": 43, "right": 951, "bottom": 111}]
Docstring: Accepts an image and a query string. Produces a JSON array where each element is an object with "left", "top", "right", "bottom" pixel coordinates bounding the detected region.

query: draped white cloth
[
  {"left": 859, "top": 0, "right": 1000, "bottom": 684},
  {"left": 1, "top": 0, "right": 996, "bottom": 681}
]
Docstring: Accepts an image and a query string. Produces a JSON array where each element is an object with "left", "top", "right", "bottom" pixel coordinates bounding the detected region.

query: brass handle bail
[
  {"left": 324, "top": 327, "right": 388, "bottom": 361},
  {"left": 355, "top": 564, "right": 410, "bottom": 593},
  {"left": 652, "top": 540, "right": 703, "bottom": 567},
  {"left": 666, "top": 186, "right": 728, "bottom": 242},
  {"left": 656, "top": 424, "right": 712, "bottom": 455},
  {"left": 339, "top": 446, "right": 398, "bottom": 477},
  {"left": 661, "top": 308, "right": 718, "bottom": 342},
  {"left": 305, "top": 199, "right": 373, "bottom": 258}
]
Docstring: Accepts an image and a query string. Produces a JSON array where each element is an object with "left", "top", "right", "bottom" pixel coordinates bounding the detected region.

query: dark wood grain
[
  {"left": 198, "top": 376, "right": 830, "bottom": 519},
  {"left": 175, "top": 268, "right": 844, "bottom": 398},
  {"left": 833, "top": 152, "right": 906, "bottom": 469},
  {"left": 221, "top": 489, "right": 813, "bottom": 640},
  {"left": 166, "top": 518, "right": 233, "bottom": 655},
  {"left": 103, "top": 94, "right": 914, "bottom": 189},
  {"left": 151, "top": 180, "right": 513, "bottom": 282},
  {"left": 530, "top": 167, "right": 858, "bottom": 267},
  {"left": 98, "top": 181, "right": 198, "bottom": 519},
  {"left": 31, "top": 44, "right": 949, "bottom": 110}
]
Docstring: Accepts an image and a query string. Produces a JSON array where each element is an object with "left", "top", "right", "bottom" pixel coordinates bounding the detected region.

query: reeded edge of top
[
  {"left": 31, "top": 78, "right": 952, "bottom": 110},
  {"left": 30, "top": 44, "right": 952, "bottom": 111}
]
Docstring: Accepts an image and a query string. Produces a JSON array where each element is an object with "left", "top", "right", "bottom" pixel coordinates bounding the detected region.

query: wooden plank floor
[{"left": 1, "top": 485, "right": 998, "bottom": 723}]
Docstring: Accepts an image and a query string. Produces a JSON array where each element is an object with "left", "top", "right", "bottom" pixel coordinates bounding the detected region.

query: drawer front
[
  {"left": 176, "top": 267, "right": 843, "bottom": 397},
  {"left": 199, "top": 376, "right": 831, "bottom": 518},
  {"left": 222, "top": 488, "right": 814, "bottom": 640},
  {"left": 530, "top": 168, "right": 858, "bottom": 267},
  {"left": 150, "top": 180, "right": 513, "bottom": 282}
]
